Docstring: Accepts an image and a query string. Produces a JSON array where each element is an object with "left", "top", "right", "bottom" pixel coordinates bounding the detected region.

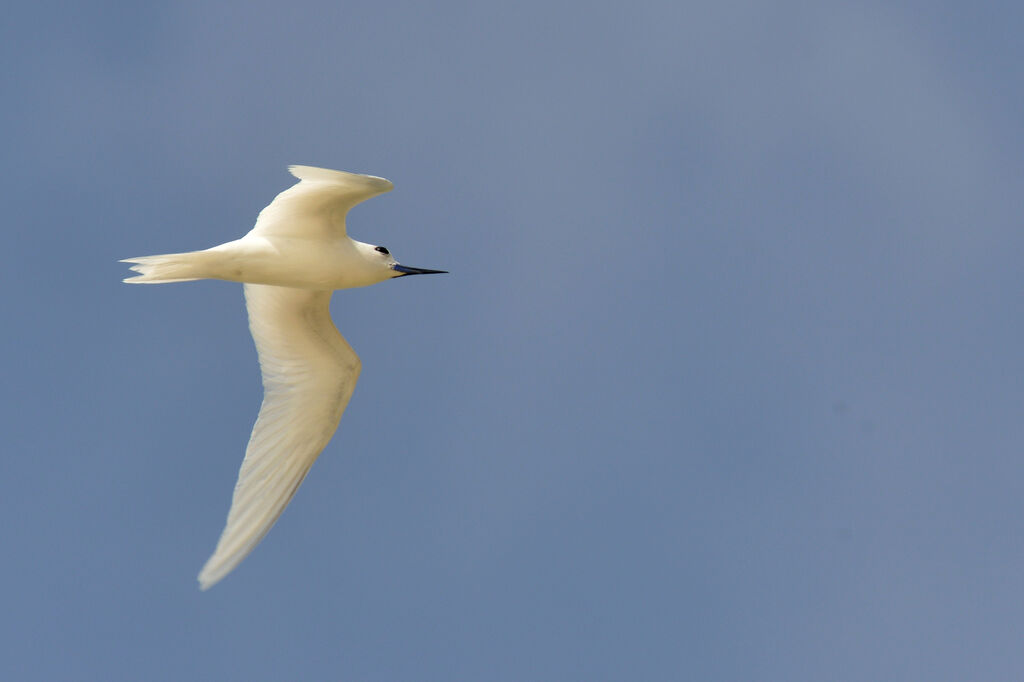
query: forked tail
[{"left": 120, "top": 251, "right": 212, "bottom": 284}]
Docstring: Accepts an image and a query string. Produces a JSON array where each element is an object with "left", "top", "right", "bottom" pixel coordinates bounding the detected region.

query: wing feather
[
  {"left": 246, "top": 165, "right": 393, "bottom": 241},
  {"left": 197, "top": 284, "right": 360, "bottom": 589}
]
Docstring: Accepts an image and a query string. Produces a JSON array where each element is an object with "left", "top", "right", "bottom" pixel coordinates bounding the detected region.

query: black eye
[{"left": 375, "top": 246, "right": 390, "bottom": 255}]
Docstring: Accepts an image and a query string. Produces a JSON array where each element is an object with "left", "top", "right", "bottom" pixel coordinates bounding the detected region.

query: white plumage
[{"left": 122, "top": 166, "right": 445, "bottom": 589}]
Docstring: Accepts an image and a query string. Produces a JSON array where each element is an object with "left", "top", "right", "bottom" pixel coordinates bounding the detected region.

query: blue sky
[{"left": 3, "top": 1, "right": 1024, "bottom": 679}]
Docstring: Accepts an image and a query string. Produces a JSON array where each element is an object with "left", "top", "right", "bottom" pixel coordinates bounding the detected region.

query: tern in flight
[{"left": 122, "top": 165, "right": 446, "bottom": 589}]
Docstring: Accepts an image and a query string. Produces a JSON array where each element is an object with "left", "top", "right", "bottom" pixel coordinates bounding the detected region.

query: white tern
[{"left": 122, "top": 165, "right": 446, "bottom": 589}]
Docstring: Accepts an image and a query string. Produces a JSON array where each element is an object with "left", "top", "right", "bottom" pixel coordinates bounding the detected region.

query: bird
[{"left": 121, "top": 165, "right": 446, "bottom": 590}]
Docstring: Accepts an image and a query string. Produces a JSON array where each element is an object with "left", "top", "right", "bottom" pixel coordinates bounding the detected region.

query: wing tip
[
  {"left": 197, "top": 558, "right": 229, "bottom": 591},
  {"left": 287, "top": 165, "right": 393, "bottom": 192}
]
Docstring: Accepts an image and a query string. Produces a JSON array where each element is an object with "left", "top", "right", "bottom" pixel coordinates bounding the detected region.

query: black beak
[{"left": 392, "top": 264, "right": 448, "bottom": 277}]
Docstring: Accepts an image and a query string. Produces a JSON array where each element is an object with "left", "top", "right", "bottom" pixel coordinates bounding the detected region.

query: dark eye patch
[{"left": 375, "top": 246, "right": 390, "bottom": 255}]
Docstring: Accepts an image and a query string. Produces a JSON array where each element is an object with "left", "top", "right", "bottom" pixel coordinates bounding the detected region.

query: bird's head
[{"left": 356, "top": 242, "right": 447, "bottom": 280}]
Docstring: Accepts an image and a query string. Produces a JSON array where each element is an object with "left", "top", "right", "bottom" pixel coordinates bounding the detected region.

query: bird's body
[
  {"left": 128, "top": 235, "right": 391, "bottom": 289},
  {"left": 122, "top": 165, "right": 445, "bottom": 590}
]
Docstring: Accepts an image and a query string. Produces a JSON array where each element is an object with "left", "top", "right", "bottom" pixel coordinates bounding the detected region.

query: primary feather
[{"left": 197, "top": 284, "right": 361, "bottom": 590}]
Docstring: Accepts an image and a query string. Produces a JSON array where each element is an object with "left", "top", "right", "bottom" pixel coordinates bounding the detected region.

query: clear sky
[{"left": 3, "top": 1, "right": 1024, "bottom": 680}]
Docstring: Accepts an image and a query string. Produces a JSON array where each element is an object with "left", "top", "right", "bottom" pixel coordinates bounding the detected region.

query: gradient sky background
[{"left": 3, "top": 1, "right": 1024, "bottom": 680}]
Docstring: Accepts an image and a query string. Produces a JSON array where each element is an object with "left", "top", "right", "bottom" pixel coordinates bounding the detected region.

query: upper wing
[
  {"left": 197, "top": 284, "right": 361, "bottom": 590},
  {"left": 246, "top": 165, "right": 394, "bottom": 241}
]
